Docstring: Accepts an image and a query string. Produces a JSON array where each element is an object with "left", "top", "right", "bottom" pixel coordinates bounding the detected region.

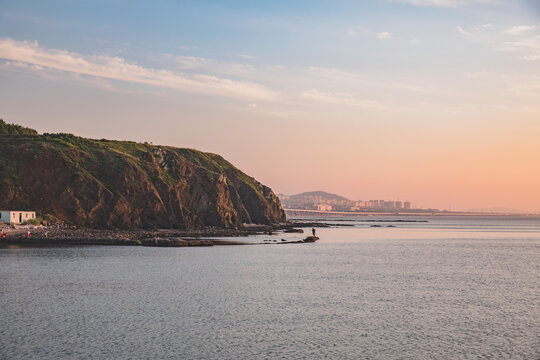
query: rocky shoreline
[{"left": 0, "top": 222, "right": 326, "bottom": 247}]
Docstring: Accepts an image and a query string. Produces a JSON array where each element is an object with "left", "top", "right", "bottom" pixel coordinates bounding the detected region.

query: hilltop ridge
[
  {"left": 278, "top": 191, "right": 349, "bottom": 210},
  {"left": 286, "top": 191, "right": 349, "bottom": 202}
]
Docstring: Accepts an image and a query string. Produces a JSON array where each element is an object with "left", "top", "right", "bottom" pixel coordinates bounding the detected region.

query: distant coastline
[{"left": 284, "top": 209, "right": 540, "bottom": 217}]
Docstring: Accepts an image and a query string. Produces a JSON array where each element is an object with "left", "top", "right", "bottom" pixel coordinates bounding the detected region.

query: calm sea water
[{"left": 1, "top": 216, "right": 539, "bottom": 359}]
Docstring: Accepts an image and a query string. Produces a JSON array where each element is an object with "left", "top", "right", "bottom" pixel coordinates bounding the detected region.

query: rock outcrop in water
[{"left": 0, "top": 122, "right": 285, "bottom": 229}]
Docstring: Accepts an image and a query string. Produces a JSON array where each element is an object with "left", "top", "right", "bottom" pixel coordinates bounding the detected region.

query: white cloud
[
  {"left": 301, "top": 89, "right": 383, "bottom": 109},
  {"left": 238, "top": 54, "right": 255, "bottom": 59},
  {"left": 456, "top": 26, "right": 469, "bottom": 36},
  {"left": 521, "top": 54, "right": 540, "bottom": 61},
  {"left": 392, "top": 0, "right": 493, "bottom": 7},
  {"left": 457, "top": 23, "right": 540, "bottom": 61},
  {"left": 376, "top": 32, "right": 392, "bottom": 40},
  {"left": 501, "top": 35, "right": 540, "bottom": 52},
  {"left": 456, "top": 24, "right": 496, "bottom": 43},
  {"left": 456, "top": 26, "right": 477, "bottom": 41},
  {"left": 347, "top": 29, "right": 358, "bottom": 36},
  {"left": 500, "top": 34, "right": 540, "bottom": 60},
  {"left": 504, "top": 24, "right": 540, "bottom": 35},
  {"left": 408, "top": 38, "right": 419, "bottom": 45},
  {"left": 175, "top": 55, "right": 211, "bottom": 69},
  {"left": 0, "top": 38, "right": 278, "bottom": 101}
]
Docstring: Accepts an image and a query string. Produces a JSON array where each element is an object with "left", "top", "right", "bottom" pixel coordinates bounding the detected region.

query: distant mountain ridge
[
  {"left": 278, "top": 191, "right": 350, "bottom": 210},
  {"left": 286, "top": 191, "right": 349, "bottom": 202},
  {"left": 0, "top": 121, "right": 285, "bottom": 229}
]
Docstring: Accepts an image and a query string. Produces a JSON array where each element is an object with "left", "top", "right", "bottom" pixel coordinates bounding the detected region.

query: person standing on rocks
[{"left": 312, "top": 228, "right": 316, "bottom": 236}]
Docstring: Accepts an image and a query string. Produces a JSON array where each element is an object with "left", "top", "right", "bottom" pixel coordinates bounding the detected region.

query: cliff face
[{"left": 0, "top": 133, "right": 285, "bottom": 229}]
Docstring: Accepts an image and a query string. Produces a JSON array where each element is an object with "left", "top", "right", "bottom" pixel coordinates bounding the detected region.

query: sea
[{"left": 1, "top": 215, "right": 539, "bottom": 359}]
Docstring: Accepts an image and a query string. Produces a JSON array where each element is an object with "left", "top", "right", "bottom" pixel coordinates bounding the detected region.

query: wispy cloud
[
  {"left": 172, "top": 55, "right": 259, "bottom": 78},
  {"left": 174, "top": 55, "right": 212, "bottom": 69},
  {"left": 504, "top": 24, "right": 540, "bottom": 35},
  {"left": 456, "top": 24, "right": 492, "bottom": 42},
  {"left": 521, "top": 54, "right": 540, "bottom": 61},
  {"left": 301, "top": 89, "right": 383, "bottom": 109},
  {"left": 500, "top": 24, "right": 540, "bottom": 60},
  {"left": 0, "top": 38, "right": 278, "bottom": 101},
  {"left": 306, "top": 66, "right": 427, "bottom": 94},
  {"left": 456, "top": 26, "right": 473, "bottom": 37},
  {"left": 392, "top": 0, "right": 493, "bottom": 7},
  {"left": 501, "top": 35, "right": 540, "bottom": 52},
  {"left": 500, "top": 34, "right": 540, "bottom": 61},
  {"left": 238, "top": 54, "right": 255, "bottom": 60},
  {"left": 457, "top": 23, "right": 540, "bottom": 60},
  {"left": 376, "top": 32, "right": 392, "bottom": 40}
]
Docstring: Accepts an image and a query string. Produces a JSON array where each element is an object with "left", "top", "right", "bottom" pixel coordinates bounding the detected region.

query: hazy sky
[{"left": 1, "top": 0, "right": 540, "bottom": 212}]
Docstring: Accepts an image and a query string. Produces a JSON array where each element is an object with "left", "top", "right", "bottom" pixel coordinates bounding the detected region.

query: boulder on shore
[
  {"left": 283, "top": 228, "right": 304, "bottom": 233},
  {"left": 303, "top": 236, "right": 319, "bottom": 242}
]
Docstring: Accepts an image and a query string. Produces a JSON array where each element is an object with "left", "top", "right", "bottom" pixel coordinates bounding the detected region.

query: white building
[{"left": 0, "top": 210, "right": 36, "bottom": 224}]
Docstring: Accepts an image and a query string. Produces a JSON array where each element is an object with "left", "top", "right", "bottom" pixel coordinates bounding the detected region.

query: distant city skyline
[
  {"left": 1, "top": 1, "right": 539, "bottom": 212},
  {"left": 279, "top": 191, "right": 426, "bottom": 213},
  {"left": 278, "top": 190, "right": 535, "bottom": 214}
]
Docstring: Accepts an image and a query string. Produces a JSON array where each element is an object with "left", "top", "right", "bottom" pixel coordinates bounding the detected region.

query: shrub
[{"left": 25, "top": 217, "right": 43, "bottom": 225}]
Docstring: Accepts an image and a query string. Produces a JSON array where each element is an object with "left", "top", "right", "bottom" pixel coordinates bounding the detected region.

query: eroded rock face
[{"left": 0, "top": 133, "right": 286, "bottom": 229}]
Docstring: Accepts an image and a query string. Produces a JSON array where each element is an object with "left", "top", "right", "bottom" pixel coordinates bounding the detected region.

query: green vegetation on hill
[
  {"left": 0, "top": 119, "right": 38, "bottom": 136},
  {"left": 0, "top": 121, "right": 285, "bottom": 229}
]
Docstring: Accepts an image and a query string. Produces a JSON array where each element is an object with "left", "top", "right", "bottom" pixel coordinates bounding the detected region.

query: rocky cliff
[{"left": 0, "top": 128, "right": 285, "bottom": 229}]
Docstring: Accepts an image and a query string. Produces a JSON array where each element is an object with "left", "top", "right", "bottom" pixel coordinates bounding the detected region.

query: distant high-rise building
[
  {"left": 379, "top": 200, "right": 385, "bottom": 208},
  {"left": 353, "top": 201, "right": 367, "bottom": 209},
  {"left": 385, "top": 201, "right": 395, "bottom": 209},
  {"left": 316, "top": 203, "right": 332, "bottom": 211},
  {"left": 404, "top": 201, "right": 411, "bottom": 209},
  {"left": 395, "top": 201, "right": 402, "bottom": 209}
]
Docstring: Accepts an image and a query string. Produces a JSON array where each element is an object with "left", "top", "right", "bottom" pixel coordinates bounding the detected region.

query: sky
[{"left": 1, "top": 0, "right": 540, "bottom": 212}]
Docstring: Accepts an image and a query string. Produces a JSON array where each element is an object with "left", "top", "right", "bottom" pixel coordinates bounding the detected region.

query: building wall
[
  {"left": 0, "top": 211, "right": 9, "bottom": 224},
  {"left": 0, "top": 211, "right": 36, "bottom": 224}
]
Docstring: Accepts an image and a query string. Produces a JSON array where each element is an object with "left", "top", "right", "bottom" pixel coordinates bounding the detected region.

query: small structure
[
  {"left": 0, "top": 210, "right": 36, "bottom": 224},
  {"left": 316, "top": 203, "right": 332, "bottom": 211}
]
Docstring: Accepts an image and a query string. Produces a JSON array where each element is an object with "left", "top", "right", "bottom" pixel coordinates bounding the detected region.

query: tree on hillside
[{"left": 0, "top": 119, "right": 38, "bottom": 136}]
